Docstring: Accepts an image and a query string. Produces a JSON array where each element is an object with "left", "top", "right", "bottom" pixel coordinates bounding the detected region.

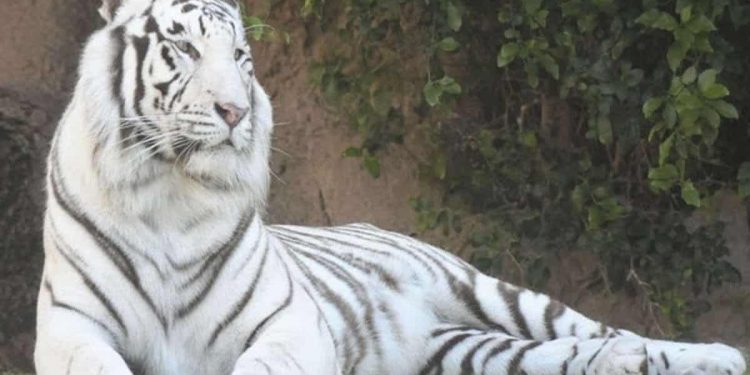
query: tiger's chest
[
  {"left": 123, "top": 323, "right": 241, "bottom": 375},
  {"left": 106, "top": 223, "right": 279, "bottom": 375}
]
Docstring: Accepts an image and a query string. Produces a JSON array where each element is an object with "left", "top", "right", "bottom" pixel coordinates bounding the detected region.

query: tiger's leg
[
  {"left": 463, "top": 272, "right": 624, "bottom": 340},
  {"left": 35, "top": 285, "right": 132, "bottom": 375},
  {"left": 419, "top": 325, "right": 746, "bottom": 375},
  {"left": 231, "top": 284, "right": 341, "bottom": 375}
]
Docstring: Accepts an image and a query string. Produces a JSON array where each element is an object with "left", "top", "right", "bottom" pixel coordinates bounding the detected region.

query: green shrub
[{"left": 250, "top": 0, "right": 750, "bottom": 337}]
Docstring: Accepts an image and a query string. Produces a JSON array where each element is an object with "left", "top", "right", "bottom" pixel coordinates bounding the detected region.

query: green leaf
[
  {"left": 663, "top": 104, "right": 678, "bottom": 128},
  {"left": 738, "top": 163, "right": 750, "bottom": 198},
  {"left": 653, "top": 13, "right": 679, "bottom": 30},
  {"left": 433, "top": 153, "right": 447, "bottom": 180},
  {"left": 525, "top": 63, "right": 540, "bottom": 88},
  {"left": 523, "top": 0, "right": 542, "bottom": 14},
  {"left": 680, "top": 5, "right": 692, "bottom": 23},
  {"left": 701, "top": 83, "right": 730, "bottom": 99},
  {"left": 439, "top": 76, "right": 462, "bottom": 94},
  {"left": 587, "top": 206, "right": 605, "bottom": 230},
  {"left": 659, "top": 135, "right": 674, "bottom": 165},
  {"left": 673, "top": 27, "right": 695, "bottom": 49},
  {"left": 538, "top": 53, "right": 560, "bottom": 80},
  {"left": 423, "top": 81, "right": 442, "bottom": 107},
  {"left": 597, "top": 116, "right": 613, "bottom": 145},
  {"left": 693, "top": 35, "right": 713, "bottom": 52},
  {"left": 648, "top": 164, "right": 679, "bottom": 191},
  {"left": 703, "top": 109, "right": 721, "bottom": 128},
  {"left": 301, "top": 0, "right": 316, "bottom": 17},
  {"left": 739, "top": 182, "right": 750, "bottom": 199},
  {"left": 635, "top": 9, "right": 660, "bottom": 27},
  {"left": 697, "top": 69, "right": 717, "bottom": 92},
  {"left": 498, "top": 10, "right": 511, "bottom": 23},
  {"left": 571, "top": 184, "right": 587, "bottom": 212},
  {"left": 533, "top": 9, "right": 549, "bottom": 28},
  {"left": 643, "top": 97, "right": 665, "bottom": 118},
  {"left": 577, "top": 14, "right": 597, "bottom": 33},
  {"left": 667, "top": 44, "right": 686, "bottom": 71},
  {"left": 520, "top": 131, "right": 538, "bottom": 149},
  {"left": 681, "top": 66, "right": 697, "bottom": 84},
  {"left": 637, "top": 10, "right": 678, "bottom": 30},
  {"left": 497, "top": 43, "right": 520, "bottom": 68},
  {"left": 437, "top": 37, "right": 460, "bottom": 52},
  {"left": 711, "top": 100, "right": 739, "bottom": 119},
  {"left": 342, "top": 147, "right": 362, "bottom": 158},
  {"left": 504, "top": 29, "right": 520, "bottom": 39},
  {"left": 737, "top": 162, "right": 750, "bottom": 181},
  {"left": 687, "top": 15, "right": 716, "bottom": 33},
  {"left": 363, "top": 154, "right": 381, "bottom": 178},
  {"left": 446, "top": 2, "right": 463, "bottom": 32},
  {"left": 681, "top": 180, "right": 701, "bottom": 207}
]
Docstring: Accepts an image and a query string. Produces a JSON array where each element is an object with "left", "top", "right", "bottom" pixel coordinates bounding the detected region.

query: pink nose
[{"left": 214, "top": 102, "right": 249, "bottom": 129}]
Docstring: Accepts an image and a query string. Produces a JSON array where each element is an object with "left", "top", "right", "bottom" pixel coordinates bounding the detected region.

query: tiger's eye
[
  {"left": 234, "top": 49, "right": 245, "bottom": 61},
  {"left": 175, "top": 41, "right": 201, "bottom": 60}
]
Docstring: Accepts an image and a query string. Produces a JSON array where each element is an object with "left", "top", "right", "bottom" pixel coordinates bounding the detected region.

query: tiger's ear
[{"left": 98, "top": 0, "right": 123, "bottom": 24}]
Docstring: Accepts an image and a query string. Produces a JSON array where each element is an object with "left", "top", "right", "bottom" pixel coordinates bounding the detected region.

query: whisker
[
  {"left": 269, "top": 168, "right": 286, "bottom": 185},
  {"left": 271, "top": 146, "right": 292, "bottom": 158}
]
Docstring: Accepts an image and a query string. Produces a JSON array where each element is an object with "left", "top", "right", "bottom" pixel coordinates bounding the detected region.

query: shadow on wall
[{"left": 0, "top": 0, "right": 99, "bottom": 370}]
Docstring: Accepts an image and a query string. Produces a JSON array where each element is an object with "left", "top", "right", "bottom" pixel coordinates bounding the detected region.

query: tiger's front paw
[
  {"left": 645, "top": 340, "right": 746, "bottom": 375},
  {"left": 230, "top": 359, "right": 273, "bottom": 375}
]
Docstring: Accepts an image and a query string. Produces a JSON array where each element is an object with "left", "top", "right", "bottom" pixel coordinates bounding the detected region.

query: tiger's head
[{"left": 75, "top": 0, "right": 272, "bottom": 208}]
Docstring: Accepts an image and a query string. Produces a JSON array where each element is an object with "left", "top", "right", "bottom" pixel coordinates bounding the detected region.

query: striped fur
[{"left": 35, "top": 1, "right": 747, "bottom": 374}]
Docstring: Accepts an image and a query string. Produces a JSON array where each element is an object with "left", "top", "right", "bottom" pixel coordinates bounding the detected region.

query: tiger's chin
[{"left": 177, "top": 144, "right": 270, "bottom": 199}]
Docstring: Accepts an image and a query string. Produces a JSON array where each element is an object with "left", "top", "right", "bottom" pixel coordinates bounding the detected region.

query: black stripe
[
  {"left": 543, "top": 300, "right": 566, "bottom": 339},
  {"left": 451, "top": 273, "right": 509, "bottom": 334},
  {"left": 167, "top": 21, "right": 185, "bottom": 35},
  {"left": 286, "top": 250, "right": 366, "bottom": 373},
  {"left": 586, "top": 338, "right": 610, "bottom": 367},
  {"left": 167, "top": 75, "right": 190, "bottom": 111},
  {"left": 176, "top": 212, "right": 255, "bottom": 319},
  {"left": 431, "top": 325, "right": 473, "bottom": 338},
  {"left": 562, "top": 344, "right": 578, "bottom": 375},
  {"left": 48, "top": 232, "right": 128, "bottom": 336},
  {"left": 279, "top": 226, "right": 437, "bottom": 280},
  {"left": 161, "top": 46, "right": 176, "bottom": 70},
  {"left": 277, "top": 226, "right": 509, "bottom": 333},
  {"left": 243, "top": 259, "right": 295, "bottom": 349},
  {"left": 507, "top": 341, "right": 542, "bottom": 374},
  {"left": 44, "top": 280, "right": 119, "bottom": 340},
  {"left": 660, "top": 350, "right": 670, "bottom": 369},
  {"left": 419, "top": 333, "right": 473, "bottom": 375},
  {"left": 131, "top": 35, "right": 150, "bottom": 117},
  {"left": 154, "top": 73, "right": 180, "bottom": 97},
  {"left": 480, "top": 338, "right": 516, "bottom": 371},
  {"left": 329, "top": 226, "right": 440, "bottom": 276},
  {"left": 199, "top": 16, "right": 206, "bottom": 35},
  {"left": 208, "top": 240, "right": 270, "bottom": 346},
  {"left": 178, "top": 212, "right": 255, "bottom": 284},
  {"left": 460, "top": 337, "right": 493, "bottom": 373},
  {"left": 273, "top": 231, "right": 401, "bottom": 292},
  {"left": 498, "top": 282, "right": 532, "bottom": 339},
  {"left": 111, "top": 26, "right": 129, "bottom": 143},
  {"left": 287, "top": 242, "right": 384, "bottom": 361},
  {"left": 50, "top": 155, "right": 168, "bottom": 332}
]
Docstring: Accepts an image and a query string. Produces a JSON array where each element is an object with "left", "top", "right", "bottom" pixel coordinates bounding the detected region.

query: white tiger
[{"left": 35, "top": 0, "right": 747, "bottom": 374}]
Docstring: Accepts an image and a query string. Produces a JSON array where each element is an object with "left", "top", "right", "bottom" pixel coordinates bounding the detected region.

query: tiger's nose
[{"left": 214, "top": 102, "right": 249, "bottom": 129}]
